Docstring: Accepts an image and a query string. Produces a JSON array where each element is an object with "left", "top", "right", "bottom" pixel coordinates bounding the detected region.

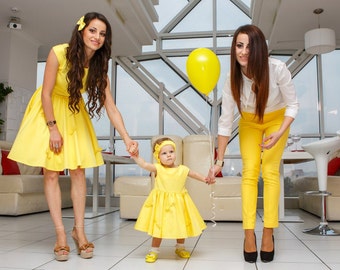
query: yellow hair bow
[
  {"left": 153, "top": 140, "right": 176, "bottom": 164},
  {"left": 76, "top": 16, "right": 86, "bottom": 31}
]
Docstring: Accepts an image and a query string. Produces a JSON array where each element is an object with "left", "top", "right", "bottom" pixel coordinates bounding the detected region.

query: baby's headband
[
  {"left": 153, "top": 140, "right": 176, "bottom": 164},
  {"left": 76, "top": 16, "right": 86, "bottom": 31}
]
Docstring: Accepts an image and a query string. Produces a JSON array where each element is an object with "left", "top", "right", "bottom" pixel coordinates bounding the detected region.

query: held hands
[
  {"left": 206, "top": 164, "right": 221, "bottom": 184},
  {"left": 204, "top": 177, "right": 216, "bottom": 185},
  {"left": 130, "top": 149, "right": 139, "bottom": 159},
  {"left": 126, "top": 140, "right": 139, "bottom": 156}
]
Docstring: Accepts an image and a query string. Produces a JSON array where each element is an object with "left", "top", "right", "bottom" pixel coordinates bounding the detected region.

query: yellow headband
[
  {"left": 153, "top": 140, "right": 176, "bottom": 164},
  {"left": 77, "top": 16, "right": 86, "bottom": 31}
]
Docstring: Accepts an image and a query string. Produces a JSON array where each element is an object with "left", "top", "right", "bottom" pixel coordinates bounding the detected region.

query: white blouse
[{"left": 218, "top": 57, "right": 299, "bottom": 136}]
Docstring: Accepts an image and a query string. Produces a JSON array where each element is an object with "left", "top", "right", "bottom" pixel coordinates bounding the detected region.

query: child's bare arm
[
  {"left": 188, "top": 170, "right": 215, "bottom": 184},
  {"left": 131, "top": 155, "right": 156, "bottom": 173}
]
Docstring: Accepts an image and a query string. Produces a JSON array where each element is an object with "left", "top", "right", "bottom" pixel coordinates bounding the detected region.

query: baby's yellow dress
[
  {"left": 8, "top": 43, "right": 103, "bottom": 171},
  {"left": 135, "top": 164, "right": 207, "bottom": 239}
]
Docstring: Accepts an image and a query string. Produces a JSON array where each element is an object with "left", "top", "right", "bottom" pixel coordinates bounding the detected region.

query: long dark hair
[
  {"left": 230, "top": 24, "right": 269, "bottom": 121},
  {"left": 66, "top": 12, "right": 112, "bottom": 118}
]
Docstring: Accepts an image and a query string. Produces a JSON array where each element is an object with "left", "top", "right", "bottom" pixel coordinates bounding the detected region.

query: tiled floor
[{"left": 0, "top": 208, "right": 340, "bottom": 270}]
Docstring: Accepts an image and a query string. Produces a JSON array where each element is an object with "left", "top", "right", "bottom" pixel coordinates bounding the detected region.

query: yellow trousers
[{"left": 239, "top": 108, "right": 289, "bottom": 229}]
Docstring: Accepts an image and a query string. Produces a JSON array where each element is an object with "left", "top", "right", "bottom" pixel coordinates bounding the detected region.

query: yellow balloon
[{"left": 186, "top": 48, "right": 220, "bottom": 95}]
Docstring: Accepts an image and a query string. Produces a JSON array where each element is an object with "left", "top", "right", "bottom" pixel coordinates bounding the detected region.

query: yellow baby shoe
[
  {"left": 145, "top": 251, "right": 158, "bottom": 263},
  {"left": 175, "top": 248, "right": 191, "bottom": 258}
]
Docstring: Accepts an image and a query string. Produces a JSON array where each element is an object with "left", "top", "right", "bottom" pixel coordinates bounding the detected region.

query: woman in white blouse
[{"left": 208, "top": 24, "right": 299, "bottom": 263}]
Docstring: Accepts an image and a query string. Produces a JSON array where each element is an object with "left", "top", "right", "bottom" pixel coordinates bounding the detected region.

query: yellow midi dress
[
  {"left": 134, "top": 164, "right": 207, "bottom": 239},
  {"left": 8, "top": 43, "right": 103, "bottom": 171}
]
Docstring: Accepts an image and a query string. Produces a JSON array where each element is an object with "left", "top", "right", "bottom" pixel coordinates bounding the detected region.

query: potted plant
[{"left": 0, "top": 82, "right": 14, "bottom": 133}]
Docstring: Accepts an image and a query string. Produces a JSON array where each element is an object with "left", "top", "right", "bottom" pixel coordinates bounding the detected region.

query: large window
[
  {"left": 112, "top": 0, "right": 339, "bottom": 199},
  {"left": 36, "top": 0, "right": 339, "bottom": 198},
  {"left": 322, "top": 50, "right": 340, "bottom": 134}
]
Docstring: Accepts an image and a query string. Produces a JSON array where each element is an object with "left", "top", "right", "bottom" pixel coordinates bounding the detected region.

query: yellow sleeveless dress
[
  {"left": 134, "top": 164, "right": 206, "bottom": 239},
  {"left": 8, "top": 43, "right": 103, "bottom": 171}
]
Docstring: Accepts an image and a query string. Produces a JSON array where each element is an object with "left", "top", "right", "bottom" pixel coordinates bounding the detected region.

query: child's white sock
[
  {"left": 175, "top": 243, "right": 185, "bottom": 249},
  {"left": 150, "top": 247, "right": 160, "bottom": 253}
]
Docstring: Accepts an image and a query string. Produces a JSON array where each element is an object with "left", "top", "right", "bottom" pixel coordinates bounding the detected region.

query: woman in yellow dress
[
  {"left": 8, "top": 12, "right": 138, "bottom": 261},
  {"left": 131, "top": 137, "right": 213, "bottom": 263}
]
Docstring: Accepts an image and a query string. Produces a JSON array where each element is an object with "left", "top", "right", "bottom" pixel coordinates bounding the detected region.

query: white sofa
[
  {"left": 0, "top": 141, "right": 72, "bottom": 216},
  {"left": 295, "top": 175, "right": 340, "bottom": 221},
  {"left": 114, "top": 135, "right": 242, "bottom": 221}
]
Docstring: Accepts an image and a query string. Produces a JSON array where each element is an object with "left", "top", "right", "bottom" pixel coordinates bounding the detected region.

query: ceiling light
[{"left": 304, "top": 8, "right": 336, "bottom": 55}]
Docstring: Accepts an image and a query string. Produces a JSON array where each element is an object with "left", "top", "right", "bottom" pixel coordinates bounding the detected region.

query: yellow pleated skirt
[
  {"left": 8, "top": 87, "right": 103, "bottom": 171},
  {"left": 135, "top": 188, "right": 207, "bottom": 239}
]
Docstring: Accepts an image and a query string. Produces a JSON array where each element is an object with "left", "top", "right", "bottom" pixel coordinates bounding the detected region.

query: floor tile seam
[
  {"left": 282, "top": 222, "right": 332, "bottom": 269},
  {"left": 0, "top": 234, "right": 58, "bottom": 254},
  {"left": 182, "top": 233, "right": 203, "bottom": 269},
  {"left": 33, "top": 259, "right": 55, "bottom": 269},
  {"left": 74, "top": 217, "right": 133, "bottom": 241},
  {"left": 107, "top": 236, "right": 151, "bottom": 269},
  {"left": 14, "top": 251, "right": 55, "bottom": 270},
  {"left": 90, "top": 221, "right": 133, "bottom": 242}
]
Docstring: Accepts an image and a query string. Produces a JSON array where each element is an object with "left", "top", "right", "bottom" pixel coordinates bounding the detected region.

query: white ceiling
[
  {"left": 0, "top": 0, "right": 339, "bottom": 61},
  {"left": 0, "top": 0, "right": 158, "bottom": 60},
  {"left": 252, "top": 0, "right": 340, "bottom": 52}
]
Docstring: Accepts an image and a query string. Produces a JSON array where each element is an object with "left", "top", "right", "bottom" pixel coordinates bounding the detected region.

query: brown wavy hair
[
  {"left": 230, "top": 24, "right": 269, "bottom": 122},
  {"left": 66, "top": 12, "right": 112, "bottom": 118}
]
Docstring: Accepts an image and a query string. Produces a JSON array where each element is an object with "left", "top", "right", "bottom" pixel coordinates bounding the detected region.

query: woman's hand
[
  {"left": 260, "top": 131, "right": 281, "bottom": 150},
  {"left": 261, "top": 116, "right": 294, "bottom": 150},
  {"left": 49, "top": 128, "right": 63, "bottom": 154}
]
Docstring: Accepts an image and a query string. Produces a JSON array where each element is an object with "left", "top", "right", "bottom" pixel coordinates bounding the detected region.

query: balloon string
[
  {"left": 210, "top": 186, "right": 217, "bottom": 228},
  {"left": 206, "top": 95, "right": 217, "bottom": 228}
]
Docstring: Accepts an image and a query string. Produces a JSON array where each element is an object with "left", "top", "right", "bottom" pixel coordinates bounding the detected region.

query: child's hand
[
  {"left": 205, "top": 177, "right": 216, "bottom": 185},
  {"left": 130, "top": 150, "right": 139, "bottom": 158},
  {"left": 127, "top": 141, "right": 139, "bottom": 155}
]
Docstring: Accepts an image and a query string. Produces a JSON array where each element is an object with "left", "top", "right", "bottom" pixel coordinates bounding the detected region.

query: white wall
[{"left": 0, "top": 29, "right": 39, "bottom": 141}]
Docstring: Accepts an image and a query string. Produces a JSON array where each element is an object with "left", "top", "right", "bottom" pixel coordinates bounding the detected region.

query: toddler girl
[{"left": 131, "top": 137, "right": 213, "bottom": 263}]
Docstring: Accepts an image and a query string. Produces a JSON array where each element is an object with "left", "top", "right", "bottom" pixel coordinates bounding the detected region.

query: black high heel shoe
[
  {"left": 260, "top": 235, "right": 275, "bottom": 262},
  {"left": 243, "top": 234, "right": 258, "bottom": 263}
]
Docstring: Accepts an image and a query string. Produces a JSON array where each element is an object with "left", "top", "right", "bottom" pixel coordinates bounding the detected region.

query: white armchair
[
  {"left": 183, "top": 135, "right": 242, "bottom": 221},
  {"left": 114, "top": 134, "right": 243, "bottom": 221}
]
